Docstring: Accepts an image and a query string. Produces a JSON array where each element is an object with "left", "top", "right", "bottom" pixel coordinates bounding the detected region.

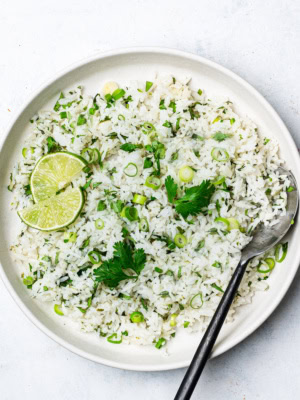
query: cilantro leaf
[
  {"left": 94, "top": 241, "right": 146, "bottom": 288},
  {"left": 212, "top": 132, "right": 232, "bottom": 142},
  {"left": 175, "top": 180, "right": 215, "bottom": 218},
  {"left": 47, "top": 137, "right": 61, "bottom": 153},
  {"left": 165, "top": 176, "right": 178, "bottom": 203},
  {"left": 120, "top": 143, "right": 142, "bottom": 152},
  {"left": 94, "top": 258, "right": 135, "bottom": 288},
  {"left": 132, "top": 248, "right": 147, "bottom": 275}
]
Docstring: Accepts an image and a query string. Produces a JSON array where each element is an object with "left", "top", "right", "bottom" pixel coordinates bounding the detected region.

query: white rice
[{"left": 9, "top": 75, "right": 289, "bottom": 350}]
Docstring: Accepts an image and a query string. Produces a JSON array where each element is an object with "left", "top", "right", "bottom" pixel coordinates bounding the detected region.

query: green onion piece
[
  {"left": 97, "top": 200, "right": 107, "bottom": 211},
  {"left": 23, "top": 276, "right": 34, "bottom": 287},
  {"left": 215, "top": 217, "right": 239, "bottom": 231},
  {"left": 81, "top": 148, "right": 95, "bottom": 163},
  {"left": 54, "top": 304, "right": 64, "bottom": 316},
  {"left": 143, "top": 122, "right": 155, "bottom": 133},
  {"left": 22, "top": 148, "right": 27, "bottom": 158},
  {"left": 178, "top": 166, "right": 194, "bottom": 183},
  {"left": 155, "top": 338, "right": 166, "bottom": 349},
  {"left": 64, "top": 232, "right": 77, "bottom": 243},
  {"left": 170, "top": 313, "right": 178, "bottom": 327},
  {"left": 112, "top": 88, "right": 125, "bottom": 100},
  {"left": 145, "top": 175, "right": 161, "bottom": 190},
  {"left": 287, "top": 186, "right": 295, "bottom": 192},
  {"left": 215, "top": 217, "right": 230, "bottom": 230},
  {"left": 130, "top": 311, "right": 145, "bottom": 323},
  {"left": 190, "top": 293, "right": 203, "bottom": 309},
  {"left": 88, "top": 250, "right": 102, "bottom": 264},
  {"left": 257, "top": 257, "right": 276, "bottom": 273},
  {"left": 227, "top": 217, "right": 240, "bottom": 230},
  {"left": 92, "top": 148, "right": 101, "bottom": 163},
  {"left": 95, "top": 218, "right": 104, "bottom": 230},
  {"left": 77, "top": 114, "right": 87, "bottom": 126},
  {"left": 145, "top": 81, "right": 153, "bottom": 92},
  {"left": 275, "top": 242, "right": 288, "bottom": 263},
  {"left": 121, "top": 206, "right": 139, "bottom": 221},
  {"left": 211, "top": 147, "right": 229, "bottom": 162},
  {"left": 124, "top": 162, "right": 138, "bottom": 177},
  {"left": 107, "top": 333, "right": 122, "bottom": 344},
  {"left": 133, "top": 193, "right": 147, "bottom": 205},
  {"left": 174, "top": 234, "right": 187, "bottom": 248},
  {"left": 118, "top": 114, "right": 125, "bottom": 121},
  {"left": 212, "top": 176, "right": 225, "bottom": 185},
  {"left": 139, "top": 217, "right": 149, "bottom": 232},
  {"left": 60, "top": 111, "right": 67, "bottom": 119},
  {"left": 212, "top": 116, "right": 221, "bottom": 124}
]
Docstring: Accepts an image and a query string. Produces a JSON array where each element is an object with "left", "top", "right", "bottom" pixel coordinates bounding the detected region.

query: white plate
[{"left": 0, "top": 47, "right": 299, "bottom": 371}]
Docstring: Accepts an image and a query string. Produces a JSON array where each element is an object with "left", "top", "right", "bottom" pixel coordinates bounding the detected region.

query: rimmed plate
[{"left": 0, "top": 47, "right": 299, "bottom": 371}]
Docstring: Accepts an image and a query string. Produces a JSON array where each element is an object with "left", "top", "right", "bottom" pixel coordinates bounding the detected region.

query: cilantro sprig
[
  {"left": 94, "top": 241, "right": 146, "bottom": 288},
  {"left": 175, "top": 180, "right": 215, "bottom": 218}
]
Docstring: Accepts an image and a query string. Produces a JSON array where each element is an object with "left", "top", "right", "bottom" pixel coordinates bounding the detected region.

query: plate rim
[{"left": 0, "top": 46, "right": 299, "bottom": 371}]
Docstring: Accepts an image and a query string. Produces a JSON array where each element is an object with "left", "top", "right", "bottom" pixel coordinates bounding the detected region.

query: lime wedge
[
  {"left": 30, "top": 152, "right": 87, "bottom": 202},
  {"left": 18, "top": 188, "right": 84, "bottom": 231}
]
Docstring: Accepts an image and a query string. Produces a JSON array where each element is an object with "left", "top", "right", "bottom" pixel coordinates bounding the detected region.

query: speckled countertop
[{"left": 0, "top": 1, "right": 300, "bottom": 399}]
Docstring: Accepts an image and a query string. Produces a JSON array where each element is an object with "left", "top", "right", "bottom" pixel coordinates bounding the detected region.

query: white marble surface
[{"left": 1, "top": 0, "right": 300, "bottom": 399}]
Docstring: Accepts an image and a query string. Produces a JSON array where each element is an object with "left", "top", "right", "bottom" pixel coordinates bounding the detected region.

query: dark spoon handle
[{"left": 174, "top": 257, "right": 250, "bottom": 400}]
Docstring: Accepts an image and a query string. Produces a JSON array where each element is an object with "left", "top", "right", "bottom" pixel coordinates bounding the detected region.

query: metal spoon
[{"left": 174, "top": 167, "right": 298, "bottom": 400}]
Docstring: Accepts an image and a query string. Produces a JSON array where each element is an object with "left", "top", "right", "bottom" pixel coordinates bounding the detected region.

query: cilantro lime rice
[{"left": 9, "top": 75, "right": 290, "bottom": 350}]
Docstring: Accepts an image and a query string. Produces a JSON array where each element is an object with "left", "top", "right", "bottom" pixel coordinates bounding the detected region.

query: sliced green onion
[
  {"left": 133, "top": 193, "right": 147, "bottom": 205},
  {"left": 275, "top": 242, "right": 288, "bottom": 263},
  {"left": 139, "top": 217, "right": 149, "bottom": 232},
  {"left": 124, "top": 163, "right": 138, "bottom": 177},
  {"left": 170, "top": 313, "right": 178, "bottom": 327},
  {"left": 121, "top": 206, "right": 139, "bottom": 221},
  {"left": 174, "top": 234, "right": 187, "bottom": 248},
  {"left": 92, "top": 148, "right": 101, "bottom": 163},
  {"left": 257, "top": 257, "right": 276, "bottom": 273},
  {"left": 118, "top": 114, "right": 125, "bottom": 121},
  {"left": 23, "top": 276, "right": 34, "bottom": 287},
  {"left": 112, "top": 88, "right": 125, "bottom": 100},
  {"left": 145, "top": 175, "right": 161, "bottom": 190},
  {"left": 88, "top": 250, "right": 102, "bottom": 264},
  {"left": 145, "top": 81, "right": 153, "bottom": 92},
  {"left": 178, "top": 166, "right": 194, "bottom": 183},
  {"left": 212, "top": 116, "right": 221, "bottom": 124},
  {"left": 22, "top": 148, "right": 27, "bottom": 158},
  {"left": 190, "top": 293, "right": 203, "bottom": 309},
  {"left": 287, "top": 186, "right": 295, "bottom": 192},
  {"left": 211, "top": 147, "right": 229, "bottom": 162},
  {"left": 215, "top": 217, "right": 240, "bottom": 231},
  {"left": 95, "top": 218, "right": 104, "bottom": 230},
  {"left": 212, "top": 176, "right": 225, "bottom": 185},
  {"left": 155, "top": 338, "right": 166, "bottom": 349},
  {"left": 143, "top": 122, "right": 155, "bottom": 134},
  {"left": 54, "top": 304, "right": 64, "bottom": 316},
  {"left": 215, "top": 217, "right": 230, "bottom": 230},
  {"left": 107, "top": 333, "right": 122, "bottom": 344},
  {"left": 130, "top": 311, "right": 144, "bottom": 323},
  {"left": 64, "top": 232, "right": 77, "bottom": 243},
  {"left": 81, "top": 148, "right": 95, "bottom": 163}
]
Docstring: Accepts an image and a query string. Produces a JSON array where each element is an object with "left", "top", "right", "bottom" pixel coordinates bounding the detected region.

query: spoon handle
[{"left": 174, "top": 257, "right": 250, "bottom": 400}]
